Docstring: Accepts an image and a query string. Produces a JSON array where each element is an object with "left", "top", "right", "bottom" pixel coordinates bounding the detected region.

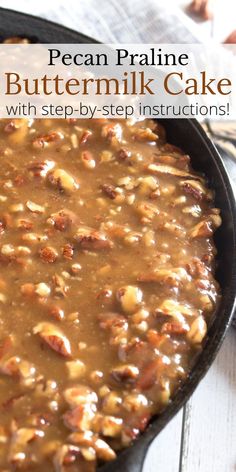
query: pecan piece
[
  {"left": 117, "top": 148, "right": 131, "bottom": 160},
  {"left": 94, "top": 438, "right": 116, "bottom": 461},
  {"left": 48, "top": 305, "right": 65, "bottom": 321},
  {"left": 39, "top": 246, "right": 58, "bottom": 263},
  {"left": 64, "top": 386, "right": 98, "bottom": 407},
  {"left": 97, "top": 312, "right": 127, "bottom": 330},
  {"left": 110, "top": 364, "right": 139, "bottom": 383},
  {"left": 33, "top": 322, "right": 72, "bottom": 357},
  {"left": 188, "top": 0, "right": 213, "bottom": 20},
  {"left": 62, "top": 243, "right": 74, "bottom": 260},
  {"left": 0, "top": 356, "right": 36, "bottom": 381},
  {"left": 26, "top": 200, "right": 45, "bottom": 214},
  {"left": 74, "top": 226, "right": 113, "bottom": 250},
  {"left": 28, "top": 160, "right": 55, "bottom": 177},
  {"left": 161, "top": 322, "right": 188, "bottom": 335},
  {"left": 53, "top": 445, "right": 81, "bottom": 472},
  {"left": 0, "top": 220, "right": 5, "bottom": 235},
  {"left": 52, "top": 274, "right": 68, "bottom": 297},
  {"left": 101, "top": 123, "right": 122, "bottom": 142},
  {"left": 93, "top": 414, "right": 123, "bottom": 437},
  {"left": 81, "top": 151, "right": 96, "bottom": 169},
  {"left": 180, "top": 179, "right": 213, "bottom": 201},
  {"left": 48, "top": 209, "right": 77, "bottom": 232},
  {"left": 137, "top": 267, "right": 190, "bottom": 286},
  {"left": 80, "top": 130, "right": 92, "bottom": 144},
  {"left": 48, "top": 169, "right": 79, "bottom": 192},
  {"left": 63, "top": 404, "right": 96, "bottom": 432},
  {"left": 189, "top": 213, "right": 222, "bottom": 239},
  {"left": 132, "top": 127, "right": 158, "bottom": 142},
  {"left": 0, "top": 335, "right": 13, "bottom": 359},
  {"left": 66, "top": 360, "right": 86, "bottom": 380},
  {"left": 187, "top": 316, "right": 207, "bottom": 344},
  {"left": 9, "top": 428, "right": 44, "bottom": 467},
  {"left": 147, "top": 163, "right": 204, "bottom": 181},
  {"left": 101, "top": 184, "right": 117, "bottom": 199},
  {"left": 33, "top": 131, "right": 63, "bottom": 148},
  {"left": 117, "top": 285, "right": 143, "bottom": 314},
  {"left": 137, "top": 358, "right": 164, "bottom": 391},
  {"left": 156, "top": 299, "right": 196, "bottom": 318}
]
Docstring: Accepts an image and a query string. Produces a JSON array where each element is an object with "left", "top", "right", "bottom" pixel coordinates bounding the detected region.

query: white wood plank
[
  {"left": 180, "top": 329, "right": 236, "bottom": 472},
  {"left": 212, "top": 0, "right": 236, "bottom": 41},
  {"left": 143, "top": 410, "right": 183, "bottom": 472}
]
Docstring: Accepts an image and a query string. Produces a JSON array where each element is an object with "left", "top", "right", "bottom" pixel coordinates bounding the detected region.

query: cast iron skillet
[{"left": 0, "top": 7, "right": 236, "bottom": 472}]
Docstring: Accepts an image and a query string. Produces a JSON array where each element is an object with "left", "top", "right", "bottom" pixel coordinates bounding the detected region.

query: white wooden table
[{"left": 0, "top": 1, "right": 235, "bottom": 470}]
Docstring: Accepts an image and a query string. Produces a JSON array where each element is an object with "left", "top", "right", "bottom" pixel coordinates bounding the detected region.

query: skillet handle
[{"left": 100, "top": 437, "right": 150, "bottom": 472}]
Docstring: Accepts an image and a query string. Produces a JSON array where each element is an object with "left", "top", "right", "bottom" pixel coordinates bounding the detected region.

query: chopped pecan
[
  {"left": 28, "top": 160, "right": 55, "bottom": 177},
  {"left": 101, "top": 123, "right": 122, "bottom": 142},
  {"left": 26, "top": 200, "right": 45, "bottom": 214},
  {"left": 117, "top": 148, "right": 131, "bottom": 160},
  {"left": 52, "top": 274, "right": 68, "bottom": 297},
  {"left": 97, "top": 312, "right": 127, "bottom": 330},
  {"left": 64, "top": 386, "right": 98, "bottom": 407},
  {"left": 136, "top": 201, "right": 159, "bottom": 220},
  {"left": 39, "top": 246, "right": 58, "bottom": 263},
  {"left": 161, "top": 322, "right": 188, "bottom": 335},
  {"left": 66, "top": 360, "right": 86, "bottom": 380},
  {"left": 4, "top": 120, "right": 18, "bottom": 133},
  {"left": 101, "top": 184, "right": 117, "bottom": 199},
  {"left": 53, "top": 444, "right": 81, "bottom": 472},
  {"left": 123, "top": 393, "right": 148, "bottom": 412},
  {"left": 33, "top": 131, "right": 63, "bottom": 148},
  {"left": 63, "top": 404, "right": 96, "bottom": 432},
  {"left": 0, "top": 220, "right": 5, "bottom": 234},
  {"left": 137, "top": 358, "right": 164, "bottom": 391},
  {"left": 102, "top": 391, "right": 122, "bottom": 415},
  {"left": 187, "top": 316, "right": 207, "bottom": 344},
  {"left": 69, "top": 431, "right": 94, "bottom": 447},
  {"left": 147, "top": 163, "right": 204, "bottom": 181},
  {"left": 33, "top": 322, "right": 72, "bottom": 357},
  {"left": 0, "top": 335, "right": 13, "bottom": 359},
  {"left": 132, "top": 127, "right": 158, "bottom": 142},
  {"left": 80, "top": 130, "right": 92, "bottom": 144},
  {"left": 48, "top": 305, "right": 65, "bottom": 321},
  {"left": 94, "top": 438, "right": 116, "bottom": 461},
  {"left": 48, "top": 168, "right": 79, "bottom": 193},
  {"left": 110, "top": 364, "right": 139, "bottom": 383},
  {"left": 9, "top": 428, "right": 44, "bottom": 466},
  {"left": 62, "top": 243, "right": 74, "bottom": 260},
  {"left": 35, "top": 282, "right": 51, "bottom": 297},
  {"left": 156, "top": 299, "right": 196, "bottom": 318},
  {"left": 17, "top": 219, "right": 33, "bottom": 231},
  {"left": 3, "top": 37, "right": 30, "bottom": 44},
  {"left": 138, "top": 267, "right": 190, "bottom": 286},
  {"left": 180, "top": 179, "right": 213, "bottom": 201},
  {"left": 117, "top": 285, "right": 143, "bottom": 314},
  {"left": 48, "top": 210, "right": 77, "bottom": 232},
  {"left": 0, "top": 356, "right": 36, "bottom": 381},
  {"left": 189, "top": 213, "right": 222, "bottom": 239},
  {"left": 81, "top": 151, "right": 96, "bottom": 169},
  {"left": 93, "top": 414, "right": 123, "bottom": 437}
]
